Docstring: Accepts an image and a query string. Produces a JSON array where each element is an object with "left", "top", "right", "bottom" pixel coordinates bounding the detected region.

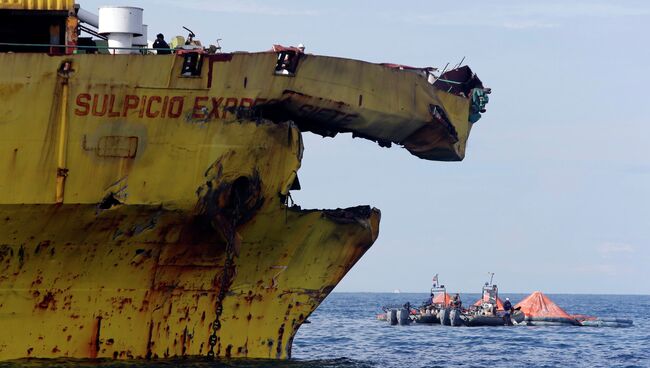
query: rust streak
[{"left": 89, "top": 316, "right": 102, "bottom": 359}]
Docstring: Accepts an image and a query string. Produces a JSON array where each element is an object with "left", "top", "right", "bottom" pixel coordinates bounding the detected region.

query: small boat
[
  {"left": 515, "top": 292, "right": 634, "bottom": 327},
  {"left": 464, "top": 310, "right": 525, "bottom": 326},
  {"left": 516, "top": 291, "right": 581, "bottom": 326},
  {"left": 414, "top": 297, "right": 441, "bottom": 324},
  {"left": 380, "top": 303, "right": 416, "bottom": 325},
  {"left": 462, "top": 279, "right": 524, "bottom": 326},
  {"left": 415, "top": 314, "right": 439, "bottom": 324},
  {"left": 414, "top": 281, "right": 451, "bottom": 324},
  {"left": 577, "top": 317, "right": 633, "bottom": 328},
  {"left": 382, "top": 281, "right": 634, "bottom": 329}
]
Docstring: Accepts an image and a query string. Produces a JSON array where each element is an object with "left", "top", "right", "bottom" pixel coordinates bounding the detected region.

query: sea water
[
  {"left": 3, "top": 293, "right": 648, "bottom": 368},
  {"left": 293, "top": 293, "right": 650, "bottom": 368}
]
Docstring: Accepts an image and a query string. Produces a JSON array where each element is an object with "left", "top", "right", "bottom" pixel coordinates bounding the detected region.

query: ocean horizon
[{"left": 332, "top": 291, "right": 650, "bottom": 296}]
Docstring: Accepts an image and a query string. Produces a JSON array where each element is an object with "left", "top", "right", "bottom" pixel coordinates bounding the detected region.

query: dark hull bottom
[
  {"left": 524, "top": 317, "right": 581, "bottom": 326},
  {"left": 415, "top": 315, "right": 440, "bottom": 324}
]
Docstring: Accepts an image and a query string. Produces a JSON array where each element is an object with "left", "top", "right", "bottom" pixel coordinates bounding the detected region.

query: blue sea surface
[
  {"left": 2, "top": 293, "right": 648, "bottom": 368},
  {"left": 292, "top": 293, "right": 650, "bottom": 368}
]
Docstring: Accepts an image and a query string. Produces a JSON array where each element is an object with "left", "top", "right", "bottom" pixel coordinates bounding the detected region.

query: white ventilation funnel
[
  {"left": 133, "top": 24, "right": 148, "bottom": 47},
  {"left": 98, "top": 6, "right": 143, "bottom": 54}
]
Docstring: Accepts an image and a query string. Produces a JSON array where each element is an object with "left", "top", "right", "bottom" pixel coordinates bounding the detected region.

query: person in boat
[
  {"left": 503, "top": 297, "right": 512, "bottom": 312},
  {"left": 153, "top": 33, "right": 171, "bottom": 55},
  {"left": 503, "top": 297, "right": 513, "bottom": 325},
  {"left": 452, "top": 294, "right": 462, "bottom": 309}
]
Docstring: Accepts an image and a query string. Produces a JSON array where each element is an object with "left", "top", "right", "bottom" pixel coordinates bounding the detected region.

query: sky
[{"left": 80, "top": 0, "right": 650, "bottom": 295}]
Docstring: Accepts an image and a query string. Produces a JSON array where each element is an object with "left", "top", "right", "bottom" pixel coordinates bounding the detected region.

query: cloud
[
  {"left": 500, "top": 20, "right": 558, "bottom": 30},
  {"left": 393, "top": 1, "right": 649, "bottom": 29},
  {"left": 514, "top": 2, "right": 650, "bottom": 18},
  {"left": 598, "top": 242, "right": 636, "bottom": 257},
  {"left": 161, "top": 0, "right": 319, "bottom": 16},
  {"left": 405, "top": 13, "right": 558, "bottom": 29},
  {"left": 575, "top": 263, "right": 620, "bottom": 276}
]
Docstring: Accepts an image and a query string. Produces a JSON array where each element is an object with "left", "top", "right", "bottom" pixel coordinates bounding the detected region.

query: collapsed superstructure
[{"left": 0, "top": 1, "right": 490, "bottom": 360}]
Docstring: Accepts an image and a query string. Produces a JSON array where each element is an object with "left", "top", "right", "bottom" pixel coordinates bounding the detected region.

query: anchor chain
[{"left": 207, "top": 192, "right": 241, "bottom": 359}]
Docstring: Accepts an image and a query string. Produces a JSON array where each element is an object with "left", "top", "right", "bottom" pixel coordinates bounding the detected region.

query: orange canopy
[
  {"left": 473, "top": 296, "right": 505, "bottom": 311},
  {"left": 431, "top": 292, "right": 453, "bottom": 306},
  {"left": 515, "top": 291, "right": 573, "bottom": 319}
]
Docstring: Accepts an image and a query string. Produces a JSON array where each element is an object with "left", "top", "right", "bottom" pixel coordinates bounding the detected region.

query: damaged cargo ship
[{"left": 0, "top": 1, "right": 490, "bottom": 361}]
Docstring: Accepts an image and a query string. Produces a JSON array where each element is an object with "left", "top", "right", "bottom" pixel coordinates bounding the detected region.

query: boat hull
[
  {"left": 0, "top": 46, "right": 479, "bottom": 360},
  {"left": 415, "top": 314, "right": 440, "bottom": 324},
  {"left": 0, "top": 202, "right": 379, "bottom": 360}
]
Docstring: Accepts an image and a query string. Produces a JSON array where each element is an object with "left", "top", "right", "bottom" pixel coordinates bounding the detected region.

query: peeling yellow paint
[{"left": 0, "top": 49, "right": 480, "bottom": 360}]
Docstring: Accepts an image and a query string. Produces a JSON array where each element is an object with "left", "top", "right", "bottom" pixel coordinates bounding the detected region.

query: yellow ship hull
[
  {"left": 0, "top": 49, "right": 481, "bottom": 360},
  {"left": 0, "top": 202, "right": 378, "bottom": 360}
]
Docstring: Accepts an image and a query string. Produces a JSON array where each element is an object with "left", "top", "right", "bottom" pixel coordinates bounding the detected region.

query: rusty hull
[
  {"left": 0, "top": 113, "right": 379, "bottom": 359},
  {"left": 0, "top": 202, "right": 378, "bottom": 360},
  {"left": 0, "top": 48, "right": 483, "bottom": 360}
]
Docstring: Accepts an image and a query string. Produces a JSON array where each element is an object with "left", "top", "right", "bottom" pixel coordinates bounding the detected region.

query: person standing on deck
[{"left": 153, "top": 33, "right": 171, "bottom": 54}]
